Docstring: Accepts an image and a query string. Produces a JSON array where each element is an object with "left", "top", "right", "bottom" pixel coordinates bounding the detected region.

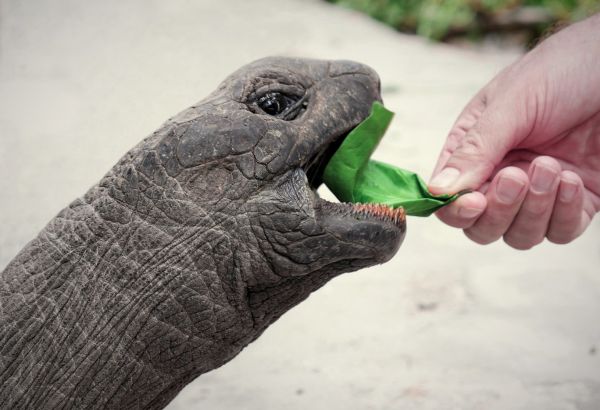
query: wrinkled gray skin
[{"left": 0, "top": 57, "right": 405, "bottom": 409}]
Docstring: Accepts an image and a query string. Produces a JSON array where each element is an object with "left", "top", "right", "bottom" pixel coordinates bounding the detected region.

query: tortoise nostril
[
  {"left": 329, "top": 60, "right": 382, "bottom": 98},
  {"left": 329, "top": 60, "right": 378, "bottom": 79}
]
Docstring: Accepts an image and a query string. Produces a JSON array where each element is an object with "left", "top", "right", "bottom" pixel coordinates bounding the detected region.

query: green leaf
[{"left": 323, "top": 102, "right": 460, "bottom": 217}]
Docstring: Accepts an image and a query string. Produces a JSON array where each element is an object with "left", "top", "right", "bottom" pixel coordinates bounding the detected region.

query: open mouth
[
  {"left": 301, "top": 121, "right": 406, "bottom": 232},
  {"left": 304, "top": 129, "right": 348, "bottom": 190}
]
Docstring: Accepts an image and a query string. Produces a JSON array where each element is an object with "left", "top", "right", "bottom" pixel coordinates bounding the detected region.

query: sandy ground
[{"left": 1, "top": 1, "right": 599, "bottom": 409}]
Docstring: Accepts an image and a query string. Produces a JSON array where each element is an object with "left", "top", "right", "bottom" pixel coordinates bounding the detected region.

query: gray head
[{"left": 104, "top": 57, "right": 406, "bottom": 329}]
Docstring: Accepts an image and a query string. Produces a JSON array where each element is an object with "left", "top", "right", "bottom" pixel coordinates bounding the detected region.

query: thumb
[{"left": 429, "top": 111, "right": 517, "bottom": 195}]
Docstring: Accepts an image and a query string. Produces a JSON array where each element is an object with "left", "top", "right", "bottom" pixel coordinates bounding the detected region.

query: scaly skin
[{"left": 0, "top": 57, "right": 405, "bottom": 409}]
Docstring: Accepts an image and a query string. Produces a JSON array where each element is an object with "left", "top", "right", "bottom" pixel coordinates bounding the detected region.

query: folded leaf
[{"left": 323, "top": 102, "right": 460, "bottom": 217}]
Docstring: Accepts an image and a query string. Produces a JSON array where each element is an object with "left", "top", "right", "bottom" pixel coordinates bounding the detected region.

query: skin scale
[{"left": 0, "top": 57, "right": 406, "bottom": 409}]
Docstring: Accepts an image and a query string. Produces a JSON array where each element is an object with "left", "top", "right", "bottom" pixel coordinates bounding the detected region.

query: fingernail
[
  {"left": 459, "top": 207, "right": 483, "bottom": 219},
  {"left": 429, "top": 168, "right": 460, "bottom": 190},
  {"left": 531, "top": 164, "right": 557, "bottom": 193},
  {"left": 559, "top": 180, "right": 578, "bottom": 202},
  {"left": 496, "top": 175, "right": 525, "bottom": 204}
]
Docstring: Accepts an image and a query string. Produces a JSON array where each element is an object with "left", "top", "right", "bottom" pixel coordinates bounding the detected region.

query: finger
[
  {"left": 429, "top": 100, "right": 524, "bottom": 196},
  {"left": 463, "top": 167, "right": 529, "bottom": 244},
  {"left": 434, "top": 191, "right": 487, "bottom": 229},
  {"left": 503, "top": 157, "right": 561, "bottom": 250},
  {"left": 546, "top": 170, "right": 586, "bottom": 244}
]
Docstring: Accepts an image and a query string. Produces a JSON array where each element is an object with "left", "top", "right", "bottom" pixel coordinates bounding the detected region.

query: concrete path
[{"left": 1, "top": 1, "right": 598, "bottom": 409}]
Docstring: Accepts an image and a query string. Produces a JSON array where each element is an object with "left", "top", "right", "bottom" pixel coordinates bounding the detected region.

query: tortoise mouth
[
  {"left": 299, "top": 113, "right": 406, "bottom": 240},
  {"left": 313, "top": 195, "right": 406, "bottom": 263},
  {"left": 304, "top": 128, "right": 350, "bottom": 190},
  {"left": 303, "top": 96, "right": 379, "bottom": 191},
  {"left": 317, "top": 200, "right": 406, "bottom": 231}
]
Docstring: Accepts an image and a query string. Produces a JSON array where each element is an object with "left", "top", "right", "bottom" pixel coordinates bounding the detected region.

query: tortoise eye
[{"left": 257, "top": 92, "right": 298, "bottom": 116}]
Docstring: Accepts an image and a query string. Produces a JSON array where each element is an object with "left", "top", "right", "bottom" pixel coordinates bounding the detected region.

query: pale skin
[{"left": 428, "top": 13, "right": 600, "bottom": 250}]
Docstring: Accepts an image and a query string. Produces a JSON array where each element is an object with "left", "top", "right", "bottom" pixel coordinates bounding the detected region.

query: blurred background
[
  {"left": 0, "top": 1, "right": 599, "bottom": 409},
  {"left": 327, "top": 0, "right": 600, "bottom": 44}
]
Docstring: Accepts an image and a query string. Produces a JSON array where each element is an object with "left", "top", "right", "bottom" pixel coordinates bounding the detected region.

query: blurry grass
[{"left": 325, "top": 0, "right": 600, "bottom": 43}]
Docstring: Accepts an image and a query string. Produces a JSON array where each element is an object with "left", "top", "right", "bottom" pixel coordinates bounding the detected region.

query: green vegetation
[{"left": 326, "top": 0, "right": 599, "bottom": 42}]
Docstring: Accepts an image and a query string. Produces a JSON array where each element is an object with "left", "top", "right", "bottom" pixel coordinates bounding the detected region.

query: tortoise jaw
[{"left": 313, "top": 197, "right": 406, "bottom": 263}]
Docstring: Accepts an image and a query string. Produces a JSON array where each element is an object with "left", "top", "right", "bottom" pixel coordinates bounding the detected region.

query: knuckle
[
  {"left": 522, "top": 199, "right": 551, "bottom": 216},
  {"left": 483, "top": 208, "right": 514, "bottom": 226},
  {"left": 464, "top": 228, "right": 498, "bottom": 245},
  {"left": 504, "top": 232, "right": 543, "bottom": 250},
  {"left": 547, "top": 230, "right": 575, "bottom": 244},
  {"left": 547, "top": 235, "right": 570, "bottom": 245},
  {"left": 551, "top": 206, "right": 581, "bottom": 225},
  {"left": 533, "top": 155, "right": 561, "bottom": 170},
  {"left": 437, "top": 208, "right": 471, "bottom": 229},
  {"left": 520, "top": 192, "right": 555, "bottom": 217},
  {"left": 457, "top": 135, "right": 493, "bottom": 166}
]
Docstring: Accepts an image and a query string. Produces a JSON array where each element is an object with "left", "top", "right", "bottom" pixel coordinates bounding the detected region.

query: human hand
[{"left": 428, "top": 14, "right": 600, "bottom": 249}]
